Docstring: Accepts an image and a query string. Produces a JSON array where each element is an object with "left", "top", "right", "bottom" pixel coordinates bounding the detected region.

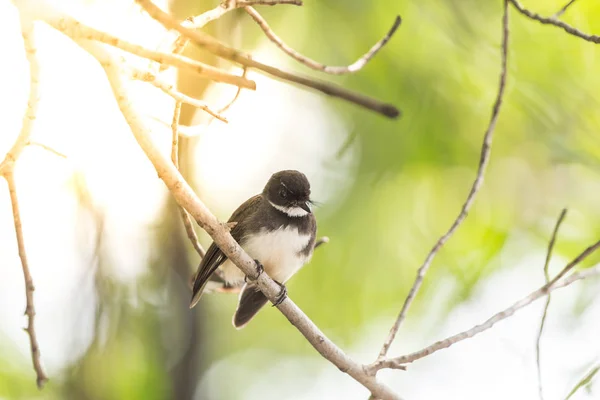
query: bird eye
[{"left": 279, "top": 189, "right": 287, "bottom": 199}]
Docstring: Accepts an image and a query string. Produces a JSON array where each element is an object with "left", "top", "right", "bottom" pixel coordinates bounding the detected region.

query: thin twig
[
  {"left": 166, "top": 0, "right": 302, "bottom": 70},
  {"left": 553, "top": 0, "right": 579, "bottom": 19},
  {"left": 171, "top": 101, "right": 206, "bottom": 258},
  {"left": 130, "top": 67, "right": 227, "bottom": 122},
  {"left": 51, "top": 16, "right": 255, "bottom": 89},
  {"left": 218, "top": 66, "right": 248, "bottom": 114},
  {"left": 0, "top": 24, "right": 48, "bottom": 388},
  {"left": 509, "top": 0, "right": 600, "bottom": 44},
  {"left": 5, "top": 173, "right": 48, "bottom": 388},
  {"left": 244, "top": 7, "right": 401, "bottom": 75},
  {"left": 535, "top": 208, "right": 567, "bottom": 400},
  {"left": 136, "top": 0, "right": 400, "bottom": 119},
  {"left": 376, "top": 0, "right": 510, "bottom": 360},
  {"left": 565, "top": 364, "right": 600, "bottom": 399},
  {"left": 369, "top": 238, "right": 600, "bottom": 372},
  {"left": 27, "top": 142, "right": 67, "bottom": 158}
]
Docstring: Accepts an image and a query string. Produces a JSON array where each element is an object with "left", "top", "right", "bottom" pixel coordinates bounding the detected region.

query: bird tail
[
  {"left": 232, "top": 283, "right": 269, "bottom": 329},
  {"left": 189, "top": 273, "right": 242, "bottom": 309}
]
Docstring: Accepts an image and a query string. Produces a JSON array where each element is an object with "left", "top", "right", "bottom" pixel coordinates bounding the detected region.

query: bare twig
[
  {"left": 130, "top": 67, "right": 227, "bottom": 121},
  {"left": 136, "top": 0, "right": 401, "bottom": 119},
  {"left": 565, "top": 364, "right": 600, "bottom": 399},
  {"left": 369, "top": 238, "right": 600, "bottom": 373},
  {"left": 171, "top": 101, "right": 206, "bottom": 258},
  {"left": 244, "top": 7, "right": 401, "bottom": 75},
  {"left": 509, "top": 0, "right": 600, "bottom": 44},
  {"left": 185, "top": 0, "right": 301, "bottom": 30},
  {"left": 51, "top": 16, "right": 255, "bottom": 89},
  {"left": 27, "top": 142, "right": 67, "bottom": 158},
  {"left": 218, "top": 66, "right": 248, "bottom": 114},
  {"left": 0, "top": 24, "right": 48, "bottom": 388},
  {"left": 85, "top": 37, "right": 401, "bottom": 398},
  {"left": 536, "top": 208, "right": 567, "bottom": 400},
  {"left": 167, "top": 0, "right": 303, "bottom": 60},
  {"left": 376, "top": 0, "right": 510, "bottom": 360},
  {"left": 553, "top": 0, "right": 579, "bottom": 19}
]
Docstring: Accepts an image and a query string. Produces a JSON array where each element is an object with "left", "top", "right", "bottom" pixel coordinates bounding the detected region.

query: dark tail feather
[{"left": 232, "top": 284, "right": 268, "bottom": 329}]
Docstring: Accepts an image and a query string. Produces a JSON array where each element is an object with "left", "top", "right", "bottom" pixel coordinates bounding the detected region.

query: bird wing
[{"left": 189, "top": 194, "right": 262, "bottom": 308}]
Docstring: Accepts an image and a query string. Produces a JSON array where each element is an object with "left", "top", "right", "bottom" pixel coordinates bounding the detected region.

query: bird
[{"left": 189, "top": 170, "right": 317, "bottom": 329}]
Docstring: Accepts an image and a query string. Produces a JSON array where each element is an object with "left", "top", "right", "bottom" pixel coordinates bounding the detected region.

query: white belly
[{"left": 219, "top": 226, "right": 312, "bottom": 285}]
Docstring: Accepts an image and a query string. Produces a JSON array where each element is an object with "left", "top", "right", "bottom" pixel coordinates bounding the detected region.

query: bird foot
[
  {"left": 272, "top": 281, "right": 288, "bottom": 307},
  {"left": 245, "top": 259, "right": 264, "bottom": 282}
]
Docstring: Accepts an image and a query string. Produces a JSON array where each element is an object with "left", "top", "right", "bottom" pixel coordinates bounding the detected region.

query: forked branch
[
  {"left": 136, "top": 0, "right": 401, "bottom": 119},
  {"left": 509, "top": 0, "right": 600, "bottom": 44},
  {"left": 369, "top": 237, "right": 600, "bottom": 373}
]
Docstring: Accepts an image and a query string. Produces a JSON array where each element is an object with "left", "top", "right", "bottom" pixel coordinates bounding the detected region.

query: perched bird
[{"left": 189, "top": 170, "right": 317, "bottom": 329}]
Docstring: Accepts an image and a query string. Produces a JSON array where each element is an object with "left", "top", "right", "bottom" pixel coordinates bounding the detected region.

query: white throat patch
[{"left": 269, "top": 201, "right": 309, "bottom": 217}]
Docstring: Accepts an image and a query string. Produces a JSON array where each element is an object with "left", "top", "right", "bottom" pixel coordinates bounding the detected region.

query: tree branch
[
  {"left": 375, "top": 0, "right": 510, "bottom": 361},
  {"left": 171, "top": 101, "right": 206, "bottom": 258},
  {"left": 26, "top": 142, "right": 67, "bottom": 158},
  {"left": 508, "top": 0, "right": 600, "bottom": 44},
  {"left": 244, "top": 7, "right": 401, "bottom": 75},
  {"left": 553, "top": 0, "right": 579, "bottom": 19},
  {"left": 369, "top": 237, "right": 600, "bottom": 373},
  {"left": 130, "top": 67, "right": 228, "bottom": 121},
  {"left": 535, "top": 208, "right": 567, "bottom": 400},
  {"left": 565, "top": 363, "right": 600, "bottom": 399},
  {"left": 76, "top": 37, "right": 401, "bottom": 398},
  {"left": 0, "top": 22, "right": 48, "bottom": 388},
  {"left": 52, "top": 16, "right": 255, "bottom": 89},
  {"left": 135, "top": 0, "right": 401, "bottom": 119}
]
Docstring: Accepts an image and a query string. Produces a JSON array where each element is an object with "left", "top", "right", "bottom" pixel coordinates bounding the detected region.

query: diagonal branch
[
  {"left": 535, "top": 208, "right": 567, "bottom": 400},
  {"left": 0, "top": 23, "right": 48, "bottom": 389},
  {"left": 83, "top": 37, "right": 401, "bottom": 398},
  {"left": 376, "top": 0, "right": 510, "bottom": 361},
  {"left": 51, "top": 17, "right": 255, "bottom": 89},
  {"left": 171, "top": 101, "right": 206, "bottom": 258},
  {"left": 135, "top": 0, "right": 401, "bottom": 119},
  {"left": 244, "top": 7, "right": 401, "bottom": 75},
  {"left": 369, "top": 237, "right": 600, "bottom": 373},
  {"left": 509, "top": 0, "right": 600, "bottom": 44}
]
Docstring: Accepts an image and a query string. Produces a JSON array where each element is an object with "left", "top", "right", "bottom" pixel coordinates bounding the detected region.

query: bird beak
[{"left": 299, "top": 201, "right": 312, "bottom": 214}]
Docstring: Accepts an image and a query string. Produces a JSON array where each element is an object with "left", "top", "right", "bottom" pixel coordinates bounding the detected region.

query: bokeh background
[{"left": 1, "top": 0, "right": 600, "bottom": 399}]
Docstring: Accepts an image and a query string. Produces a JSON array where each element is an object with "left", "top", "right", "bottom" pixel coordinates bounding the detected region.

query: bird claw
[
  {"left": 272, "top": 281, "right": 287, "bottom": 307},
  {"left": 245, "top": 259, "right": 264, "bottom": 282}
]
